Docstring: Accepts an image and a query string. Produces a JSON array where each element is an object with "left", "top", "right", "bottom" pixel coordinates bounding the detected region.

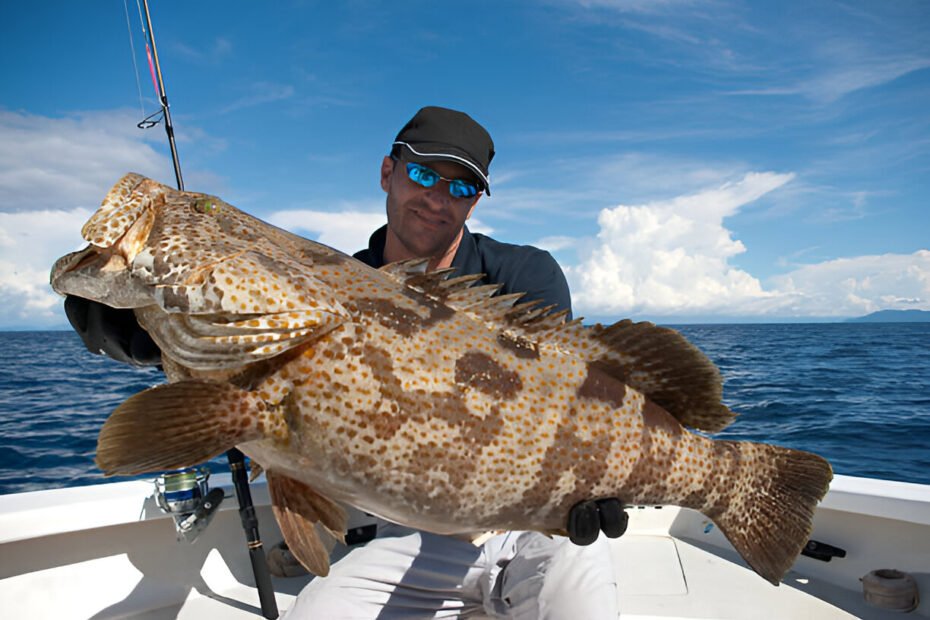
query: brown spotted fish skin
[{"left": 51, "top": 174, "right": 832, "bottom": 585}]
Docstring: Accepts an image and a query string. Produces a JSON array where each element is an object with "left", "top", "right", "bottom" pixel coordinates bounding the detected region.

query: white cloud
[
  {"left": 171, "top": 37, "right": 233, "bottom": 65},
  {"left": 535, "top": 236, "right": 578, "bottom": 252},
  {"left": 797, "top": 34, "right": 930, "bottom": 103},
  {"left": 565, "top": 172, "right": 930, "bottom": 319},
  {"left": 0, "top": 109, "right": 175, "bottom": 213},
  {"left": 568, "top": 172, "right": 792, "bottom": 315},
  {"left": 465, "top": 217, "right": 494, "bottom": 237},
  {"left": 218, "top": 82, "right": 296, "bottom": 114},
  {"left": 266, "top": 209, "right": 494, "bottom": 257},
  {"left": 767, "top": 251, "right": 930, "bottom": 316},
  {"left": 494, "top": 152, "right": 754, "bottom": 217},
  {"left": 267, "top": 208, "right": 386, "bottom": 255},
  {"left": 0, "top": 209, "right": 92, "bottom": 329},
  {"left": 734, "top": 56, "right": 930, "bottom": 104},
  {"left": 567, "top": 0, "right": 711, "bottom": 15},
  {"left": 0, "top": 108, "right": 181, "bottom": 328}
]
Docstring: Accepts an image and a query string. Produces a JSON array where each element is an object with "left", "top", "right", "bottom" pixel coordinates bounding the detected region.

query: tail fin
[
  {"left": 96, "top": 380, "right": 268, "bottom": 476},
  {"left": 711, "top": 441, "right": 832, "bottom": 585}
]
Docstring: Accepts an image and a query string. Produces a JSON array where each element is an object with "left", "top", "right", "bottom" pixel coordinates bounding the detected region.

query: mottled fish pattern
[{"left": 50, "top": 174, "right": 832, "bottom": 584}]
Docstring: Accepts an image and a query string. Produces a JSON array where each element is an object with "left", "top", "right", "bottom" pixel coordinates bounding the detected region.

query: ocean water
[{"left": 0, "top": 323, "right": 928, "bottom": 495}]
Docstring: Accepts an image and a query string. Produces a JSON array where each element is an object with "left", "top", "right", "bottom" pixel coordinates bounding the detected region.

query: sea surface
[{"left": 1, "top": 324, "right": 928, "bottom": 495}]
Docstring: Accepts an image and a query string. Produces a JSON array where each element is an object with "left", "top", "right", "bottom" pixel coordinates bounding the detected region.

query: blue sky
[{"left": 1, "top": 0, "right": 928, "bottom": 328}]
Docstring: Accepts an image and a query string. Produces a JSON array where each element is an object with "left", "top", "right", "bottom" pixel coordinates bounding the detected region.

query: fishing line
[
  {"left": 139, "top": 0, "right": 185, "bottom": 190},
  {"left": 136, "top": 0, "right": 161, "bottom": 101},
  {"left": 125, "top": 0, "right": 165, "bottom": 129},
  {"left": 122, "top": 0, "right": 146, "bottom": 122}
]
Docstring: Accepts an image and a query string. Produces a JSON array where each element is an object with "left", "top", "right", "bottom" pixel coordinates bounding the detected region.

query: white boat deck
[{"left": 1, "top": 474, "right": 927, "bottom": 619}]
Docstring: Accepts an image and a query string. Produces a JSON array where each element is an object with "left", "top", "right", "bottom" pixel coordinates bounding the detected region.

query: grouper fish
[{"left": 50, "top": 173, "right": 832, "bottom": 584}]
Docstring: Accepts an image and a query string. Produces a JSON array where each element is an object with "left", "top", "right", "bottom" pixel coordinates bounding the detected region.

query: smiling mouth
[{"left": 410, "top": 208, "right": 447, "bottom": 228}]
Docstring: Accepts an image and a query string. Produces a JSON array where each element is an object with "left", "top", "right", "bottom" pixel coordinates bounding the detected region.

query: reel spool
[{"left": 154, "top": 468, "right": 225, "bottom": 543}]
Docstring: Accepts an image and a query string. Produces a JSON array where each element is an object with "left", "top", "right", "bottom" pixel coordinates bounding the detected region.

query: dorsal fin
[
  {"left": 445, "top": 282, "right": 502, "bottom": 309},
  {"left": 584, "top": 320, "right": 735, "bottom": 432},
  {"left": 440, "top": 273, "right": 734, "bottom": 431},
  {"left": 379, "top": 261, "right": 505, "bottom": 311},
  {"left": 504, "top": 314, "right": 734, "bottom": 432},
  {"left": 378, "top": 258, "right": 429, "bottom": 280},
  {"left": 441, "top": 273, "right": 486, "bottom": 290},
  {"left": 380, "top": 263, "right": 734, "bottom": 432},
  {"left": 381, "top": 263, "right": 572, "bottom": 344},
  {"left": 504, "top": 315, "right": 735, "bottom": 432},
  {"left": 451, "top": 284, "right": 734, "bottom": 431},
  {"left": 404, "top": 267, "right": 458, "bottom": 293}
]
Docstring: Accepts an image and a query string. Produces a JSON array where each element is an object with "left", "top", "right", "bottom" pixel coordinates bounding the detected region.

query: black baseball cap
[{"left": 393, "top": 106, "right": 495, "bottom": 195}]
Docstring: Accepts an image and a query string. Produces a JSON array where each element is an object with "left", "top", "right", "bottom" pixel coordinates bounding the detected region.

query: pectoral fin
[
  {"left": 96, "top": 380, "right": 268, "bottom": 476},
  {"left": 266, "top": 471, "right": 348, "bottom": 577}
]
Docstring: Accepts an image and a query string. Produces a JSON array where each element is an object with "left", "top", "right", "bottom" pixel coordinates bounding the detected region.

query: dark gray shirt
[{"left": 354, "top": 225, "right": 572, "bottom": 319}]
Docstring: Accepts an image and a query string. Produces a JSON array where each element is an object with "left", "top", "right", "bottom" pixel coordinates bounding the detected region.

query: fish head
[
  {"left": 50, "top": 173, "right": 165, "bottom": 308},
  {"left": 50, "top": 172, "right": 261, "bottom": 309},
  {"left": 52, "top": 172, "right": 352, "bottom": 326}
]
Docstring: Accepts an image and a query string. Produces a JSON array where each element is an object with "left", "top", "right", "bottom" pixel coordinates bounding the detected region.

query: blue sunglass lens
[
  {"left": 449, "top": 181, "right": 478, "bottom": 198},
  {"left": 406, "top": 163, "right": 439, "bottom": 188}
]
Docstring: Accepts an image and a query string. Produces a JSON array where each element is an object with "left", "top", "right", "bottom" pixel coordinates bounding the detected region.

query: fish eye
[{"left": 193, "top": 198, "right": 221, "bottom": 215}]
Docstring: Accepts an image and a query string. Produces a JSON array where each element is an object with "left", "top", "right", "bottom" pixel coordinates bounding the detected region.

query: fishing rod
[
  {"left": 131, "top": 2, "right": 278, "bottom": 617},
  {"left": 139, "top": 0, "right": 184, "bottom": 191},
  {"left": 139, "top": 0, "right": 183, "bottom": 191}
]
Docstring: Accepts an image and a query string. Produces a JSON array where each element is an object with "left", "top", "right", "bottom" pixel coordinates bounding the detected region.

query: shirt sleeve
[{"left": 499, "top": 248, "right": 573, "bottom": 320}]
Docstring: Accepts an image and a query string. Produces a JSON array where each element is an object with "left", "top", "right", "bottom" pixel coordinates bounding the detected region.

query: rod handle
[{"left": 249, "top": 542, "right": 279, "bottom": 619}]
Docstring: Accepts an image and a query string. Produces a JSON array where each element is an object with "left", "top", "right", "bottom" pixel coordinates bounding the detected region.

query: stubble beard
[{"left": 388, "top": 197, "right": 457, "bottom": 262}]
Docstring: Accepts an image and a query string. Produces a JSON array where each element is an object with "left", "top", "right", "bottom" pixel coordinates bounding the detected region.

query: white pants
[{"left": 281, "top": 523, "right": 617, "bottom": 619}]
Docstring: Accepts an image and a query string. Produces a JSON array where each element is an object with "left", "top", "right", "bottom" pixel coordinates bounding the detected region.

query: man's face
[{"left": 380, "top": 155, "right": 481, "bottom": 262}]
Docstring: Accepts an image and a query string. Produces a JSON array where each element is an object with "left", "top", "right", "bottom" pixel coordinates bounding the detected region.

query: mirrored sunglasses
[{"left": 403, "top": 162, "right": 480, "bottom": 199}]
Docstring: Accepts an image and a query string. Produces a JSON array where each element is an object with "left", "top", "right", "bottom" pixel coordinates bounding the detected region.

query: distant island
[{"left": 847, "top": 309, "right": 930, "bottom": 323}]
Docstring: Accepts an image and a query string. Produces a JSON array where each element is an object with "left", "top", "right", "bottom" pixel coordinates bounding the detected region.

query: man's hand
[
  {"left": 64, "top": 296, "right": 162, "bottom": 366},
  {"left": 567, "top": 498, "right": 628, "bottom": 546}
]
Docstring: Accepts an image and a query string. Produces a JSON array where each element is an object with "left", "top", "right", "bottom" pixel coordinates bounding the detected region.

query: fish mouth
[
  {"left": 51, "top": 202, "right": 154, "bottom": 288},
  {"left": 49, "top": 244, "right": 138, "bottom": 303},
  {"left": 49, "top": 174, "right": 160, "bottom": 307},
  {"left": 51, "top": 245, "right": 125, "bottom": 279},
  {"left": 50, "top": 245, "right": 104, "bottom": 283}
]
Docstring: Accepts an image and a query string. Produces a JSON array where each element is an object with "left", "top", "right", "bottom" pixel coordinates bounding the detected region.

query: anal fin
[{"left": 266, "top": 471, "right": 348, "bottom": 577}]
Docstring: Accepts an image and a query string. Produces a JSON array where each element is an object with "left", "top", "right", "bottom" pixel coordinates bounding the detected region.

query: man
[
  {"left": 356, "top": 106, "right": 572, "bottom": 316},
  {"left": 65, "top": 106, "right": 625, "bottom": 618}
]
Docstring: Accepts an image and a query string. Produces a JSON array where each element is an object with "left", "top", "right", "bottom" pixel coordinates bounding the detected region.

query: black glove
[
  {"left": 64, "top": 295, "right": 162, "bottom": 366},
  {"left": 567, "top": 498, "right": 628, "bottom": 546}
]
